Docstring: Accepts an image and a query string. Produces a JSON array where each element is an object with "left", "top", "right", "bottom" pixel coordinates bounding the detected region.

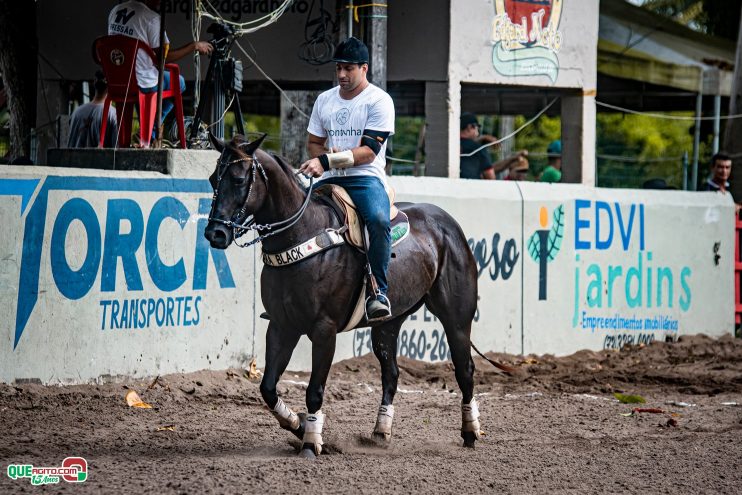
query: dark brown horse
[{"left": 204, "top": 134, "right": 482, "bottom": 457}]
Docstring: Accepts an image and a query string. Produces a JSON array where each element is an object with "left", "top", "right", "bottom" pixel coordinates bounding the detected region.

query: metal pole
[
  {"left": 682, "top": 150, "right": 688, "bottom": 191},
  {"left": 347, "top": 0, "right": 353, "bottom": 38},
  {"left": 691, "top": 91, "right": 702, "bottom": 191},
  {"left": 713, "top": 94, "right": 721, "bottom": 153}
]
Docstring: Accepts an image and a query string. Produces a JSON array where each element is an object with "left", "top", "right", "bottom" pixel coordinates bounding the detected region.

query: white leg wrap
[
  {"left": 302, "top": 411, "right": 325, "bottom": 455},
  {"left": 461, "top": 398, "right": 482, "bottom": 439},
  {"left": 373, "top": 404, "right": 395, "bottom": 439},
  {"left": 271, "top": 398, "right": 300, "bottom": 431}
]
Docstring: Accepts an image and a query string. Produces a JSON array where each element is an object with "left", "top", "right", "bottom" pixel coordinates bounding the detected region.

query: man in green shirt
[{"left": 539, "top": 140, "right": 562, "bottom": 183}]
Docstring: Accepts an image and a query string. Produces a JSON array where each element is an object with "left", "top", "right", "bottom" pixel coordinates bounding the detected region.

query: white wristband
[{"left": 327, "top": 150, "right": 355, "bottom": 169}]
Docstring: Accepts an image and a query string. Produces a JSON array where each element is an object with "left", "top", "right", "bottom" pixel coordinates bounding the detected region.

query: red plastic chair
[{"left": 93, "top": 35, "right": 186, "bottom": 148}]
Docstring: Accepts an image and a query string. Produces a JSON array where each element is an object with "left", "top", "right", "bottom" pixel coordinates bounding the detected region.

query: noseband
[{"left": 208, "top": 149, "right": 315, "bottom": 248}]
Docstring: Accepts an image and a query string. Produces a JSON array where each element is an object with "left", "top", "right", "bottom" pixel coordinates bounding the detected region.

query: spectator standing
[{"left": 539, "top": 140, "right": 562, "bottom": 183}]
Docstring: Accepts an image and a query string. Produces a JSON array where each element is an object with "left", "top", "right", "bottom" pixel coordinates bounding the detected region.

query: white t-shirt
[
  {"left": 107, "top": 0, "right": 170, "bottom": 89},
  {"left": 307, "top": 83, "right": 395, "bottom": 182}
]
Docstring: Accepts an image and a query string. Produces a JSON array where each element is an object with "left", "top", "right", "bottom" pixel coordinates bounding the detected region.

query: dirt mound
[{"left": 332, "top": 333, "right": 742, "bottom": 396}]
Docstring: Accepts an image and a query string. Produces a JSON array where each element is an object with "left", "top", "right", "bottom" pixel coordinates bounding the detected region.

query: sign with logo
[
  {"left": 491, "top": 0, "right": 564, "bottom": 83},
  {"left": 7, "top": 457, "right": 87, "bottom": 486},
  {"left": 522, "top": 191, "right": 732, "bottom": 355},
  {"left": 0, "top": 172, "right": 257, "bottom": 384}
]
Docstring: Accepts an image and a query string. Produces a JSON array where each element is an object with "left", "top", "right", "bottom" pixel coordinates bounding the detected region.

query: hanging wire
[
  {"left": 233, "top": 40, "right": 310, "bottom": 120},
  {"left": 460, "top": 98, "right": 559, "bottom": 157},
  {"left": 298, "top": 0, "right": 338, "bottom": 65},
  {"left": 596, "top": 100, "right": 742, "bottom": 121},
  {"left": 344, "top": 3, "right": 387, "bottom": 23},
  {"left": 199, "top": 0, "right": 295, "bottom": 34},
  {"left": 192, "top": 1, "right": 203, "bottom": 109}
]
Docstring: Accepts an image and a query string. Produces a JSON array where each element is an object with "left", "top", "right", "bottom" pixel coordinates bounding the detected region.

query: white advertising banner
[
  {"left": 0, "top": 167, "right": 735, "bottom": 383},
  {"left": 0, "top": 167, "right": 260, "bottom": 384}
]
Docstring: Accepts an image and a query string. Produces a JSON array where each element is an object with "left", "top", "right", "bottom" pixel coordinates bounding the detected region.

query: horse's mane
[
  {"left": 226, "top": 134, "right": 306, "bottom": 192},
  {"left": 268, "top": 152, "right": 307, "bottom": 192}
]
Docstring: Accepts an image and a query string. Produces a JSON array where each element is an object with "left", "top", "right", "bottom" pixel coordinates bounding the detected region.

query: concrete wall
[
  {"left": 450, "top": 0, "right": 598, "bottom": 88},
  {"left": 0, "top": 166, "right": 734, "bottom": 383},
  {"left": 443, "top": 0, "right": 600, "bottom": 183}
]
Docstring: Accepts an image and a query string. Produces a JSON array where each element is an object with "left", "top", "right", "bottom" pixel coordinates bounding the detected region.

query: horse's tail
[{"left": 470, "top": 342, "right": 517, "bottom": 376}]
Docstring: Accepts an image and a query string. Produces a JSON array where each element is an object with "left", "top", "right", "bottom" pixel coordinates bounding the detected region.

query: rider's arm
[{"left": 307, "top": 133, "right": 328, "bottom": 158}]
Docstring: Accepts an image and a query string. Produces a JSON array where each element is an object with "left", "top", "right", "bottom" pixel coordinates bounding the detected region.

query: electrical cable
[
  {"left": 233, "top": 40, "right": 310, "bottom": 120},
  {"left": 199, "top": 0, "right": 294, "bottom": 34},
  {"left": 596, "top": 100, "right": 742, "bottom": 121},
  {"left": 460, "top": 98, "right": 559, "bottom": 157}
]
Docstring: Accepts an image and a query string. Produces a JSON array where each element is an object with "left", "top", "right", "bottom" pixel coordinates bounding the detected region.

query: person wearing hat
[
  {"left": 539, "top": 140, "right": 562, "bottom": 183},
  {"left": 504, "top": 152, "right": 530, "bottom": 181},
  {"left": 459, "top": 112, "right": 505, "bottom": 180},
  {"left": 299, "top": 37, "right": 395, "bottom": 321}
]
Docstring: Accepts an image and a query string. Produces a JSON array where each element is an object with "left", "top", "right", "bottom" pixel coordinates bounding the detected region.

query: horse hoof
[
  {"left": 372, "top": 431, "right": 391, "bottom": 444},
  {"left": 462, "top": 431, "right": 477, "bottom": 448},
  {"left": 298, "top": 448, "right": 316, "bottom": 460}
]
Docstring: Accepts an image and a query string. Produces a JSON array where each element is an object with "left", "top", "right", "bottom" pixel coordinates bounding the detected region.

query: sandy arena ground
[{"left": 1, "top": 334, "right": 741, "bottom": 494}]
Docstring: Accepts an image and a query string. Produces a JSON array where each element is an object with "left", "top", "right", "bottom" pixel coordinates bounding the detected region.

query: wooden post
[
  {"left": 364, "top": 3, "right": 387, "bottom": 92},
  {"left": 280, "top": 91, "right": 322, "bottom": 166},
  {"left": 725, "top": 6, "right": 742, "bottom": 202}
]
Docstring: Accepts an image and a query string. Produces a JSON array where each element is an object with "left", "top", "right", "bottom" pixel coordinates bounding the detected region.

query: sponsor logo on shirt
[{"left": 335, "top": 108, "right": 350, "bottom": 125}]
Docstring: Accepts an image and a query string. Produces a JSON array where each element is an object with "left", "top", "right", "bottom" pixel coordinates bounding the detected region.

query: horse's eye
[{"left": 233, "top": 177, "right": 247, "bottom": 186}]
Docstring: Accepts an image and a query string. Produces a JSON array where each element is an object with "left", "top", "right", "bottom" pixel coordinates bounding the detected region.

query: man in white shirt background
[{"left": 107, "top": 0, "right": 213, "bottom": 129}]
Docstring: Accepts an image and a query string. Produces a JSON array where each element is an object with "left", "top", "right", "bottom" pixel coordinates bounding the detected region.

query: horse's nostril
[{"left": 205, "top": 225, "right": 230, "bottom": 249}]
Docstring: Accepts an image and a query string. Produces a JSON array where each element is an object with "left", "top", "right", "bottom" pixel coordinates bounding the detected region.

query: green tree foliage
[
  {"left": 595, "top": 112, "right": 702, "bottom": 189},
  {"left": 640, "top": 0, "right": 741, "bottom": 41}
]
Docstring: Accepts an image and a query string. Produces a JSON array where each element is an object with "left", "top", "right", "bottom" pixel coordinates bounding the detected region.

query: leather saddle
[{"left": 313, "top": 183, "right": 410, "bottom": 250}]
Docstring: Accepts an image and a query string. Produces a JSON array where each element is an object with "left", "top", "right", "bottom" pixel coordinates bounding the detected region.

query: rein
[{"left": 208, "top": 151, "right": 315, "bottom": 248}]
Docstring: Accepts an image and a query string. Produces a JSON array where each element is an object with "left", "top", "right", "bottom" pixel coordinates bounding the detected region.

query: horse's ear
[
  {"left": 208, "top": 131, "right": 225, "bottom": 153},
  {"left": 239, "top": 133, "right": 267, "bottom": 154}
]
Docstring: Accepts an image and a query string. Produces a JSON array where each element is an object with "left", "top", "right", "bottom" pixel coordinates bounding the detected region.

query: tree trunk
[
  {"left": 725, "top": 4, "right": 742, "bottom": 202},
  {"left": 0, "top": 0, "right": 37, "bottom": 162},
  {"left": 280, "top": 91, "right": 321, "bottom": 166}
]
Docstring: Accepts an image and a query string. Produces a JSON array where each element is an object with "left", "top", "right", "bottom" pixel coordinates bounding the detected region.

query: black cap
[
  {"left": 333, "top": 37, "right": 369, "bottom": 64},
  {"left": 460, "top": 112, "right": 479, "bottom": 130}
]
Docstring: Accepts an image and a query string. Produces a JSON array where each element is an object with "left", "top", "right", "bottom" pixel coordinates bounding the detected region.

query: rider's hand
[
  {"left": 195, "top": 41, "right": 213, "bottom": 55},
  {"left": 299, "top": 157, "right": 325, "bottom": 178}
]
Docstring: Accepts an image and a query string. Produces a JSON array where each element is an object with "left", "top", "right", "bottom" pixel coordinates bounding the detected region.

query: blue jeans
[
  {"left": 140, "top": 72, "right": 186, "bottom": 126},
  {"left": 320, "top": 175, "right": 391, "bottom": 295}
]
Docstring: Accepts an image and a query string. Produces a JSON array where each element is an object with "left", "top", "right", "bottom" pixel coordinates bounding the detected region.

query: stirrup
[{"left": 365, "top": 293, "right": 392, "bottom": 321}]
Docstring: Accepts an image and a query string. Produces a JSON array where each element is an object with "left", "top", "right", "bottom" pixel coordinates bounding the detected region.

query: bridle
[{"left": 207, "top": 148, "right": 315, "bottom": 248}]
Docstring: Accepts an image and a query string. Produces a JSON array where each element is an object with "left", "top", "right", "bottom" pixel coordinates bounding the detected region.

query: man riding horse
[
  {"left": 204, "top": 38, "right": 494, "bottom": 458},
  {"left": 298, "top": 37, "right": 395, "bottom": 322}
]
